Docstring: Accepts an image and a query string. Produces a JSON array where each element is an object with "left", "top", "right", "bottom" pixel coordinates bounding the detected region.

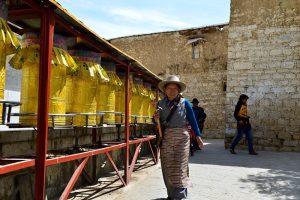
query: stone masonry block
[
  {"left": 270, "top": 49, "right": 282, "bottom": 56},
  {"left": 277, "top": 132, "right": 292, "bottom": 140},
  {"left": 291, "top": 133, "right": 300, "bottom": 140},
  {"left": 233, "top": 62, "right": 253, "bottom": 70},
  {"left": 285, "top": 74, "right": 296, "bottom": 79},
  {"left": 279, "top": 146, "right": 294, "bottom": 151},
  {"left": 284, "top": 86, "right": 295, "bottom": 93},
  {"left": 263, "top": 146, "right": 280, "bottom": 151},
  {"left": 282, "top": 61, "right": 295, "bottom": 69},
  {"left": 0, "top": 131, "right": 35, "bottom": 143}
]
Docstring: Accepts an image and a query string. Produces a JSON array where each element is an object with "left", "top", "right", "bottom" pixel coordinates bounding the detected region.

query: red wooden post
[
  {"left": 35, "top": 8, "right": 54, "bottom": 200},
  {"left": 155, "top": 88, "right": 160, "bottom": 162},
  {"left": 124, "top": 63, "right": 131, "bottom": 184},
  {"left": 147, "top": 140, "right": 157, "bottom": 164}
]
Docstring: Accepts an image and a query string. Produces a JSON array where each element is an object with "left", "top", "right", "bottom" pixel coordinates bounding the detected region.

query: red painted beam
[
  {"left": 129, "top": 135, "right": 156, "bottom": 145},
  {"left": 124, "top": 64, "right": 131, "bottom": 184},
  {"left": 147, "top": 140, "right": 157, "bottom": 164},
  {"left": 0, "top": 159, "right": 35, "bottom": 175},
  {"left": 59, "top": 157, "right": 89, "bottom": 200},
  {"left": 128, "top": 143, "right": 142, "bottom": 179},
  {"left": 35, "top": 9, "right": 54, "bottom": 200},
  {"left": 46, "top": 143, "right": 126, "bottom": 166},
  {"left": 75, "top": 160, "right": 93, "bottom": 184},
  {"left": 105, "top": 152, "right": 126, "bottom": 186},
  {"left": 8, "top": 8, "right": 39, "bottom": 21}
]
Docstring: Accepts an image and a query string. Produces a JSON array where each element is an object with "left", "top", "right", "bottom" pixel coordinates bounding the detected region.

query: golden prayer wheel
[
  {"left": 115, "top": 75, "right": 124, "bottom": 124},
  {"left": 148, "top": 90, "right": 156, "bottom": 124},
  {"left": 131, "top": 78, "right": 148, "bottom": 123},
  {"left": 0, "top": 6, "right": 20, "bottom": 123},
  {"left": 69, "top": 50, "right": 108, "bottom": 126},
  {"left": 96, "top": 70, "right": 122, "bottom": 124},
  {"left": 143, "top": 83, "right": 154, "bottom": 124},
  {"left": 9, "top": 33, "right": 76, "bottom": 126},
  {"left": 115, "top": 75, "right": 134, "bottom": 124}
]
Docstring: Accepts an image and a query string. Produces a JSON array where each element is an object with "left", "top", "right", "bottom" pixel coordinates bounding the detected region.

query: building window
[
  {"left": 223, "top": 82, "right": 227, "bottom": 92},
  {"left": 192, "top": 43, "right": 200, "bottom": 59}
]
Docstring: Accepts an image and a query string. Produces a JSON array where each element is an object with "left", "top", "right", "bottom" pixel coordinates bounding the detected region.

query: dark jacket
[
  {"left": 192, "top": 106, "right": 206, "bottom": 130},
  {"left": 234, "top": 101, "right": 250, "bottom": 127}
]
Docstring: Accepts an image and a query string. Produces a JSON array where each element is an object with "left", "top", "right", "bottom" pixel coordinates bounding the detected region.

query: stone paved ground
[{"left": 70, "top": 139, "right": 300, "bottom": 200}]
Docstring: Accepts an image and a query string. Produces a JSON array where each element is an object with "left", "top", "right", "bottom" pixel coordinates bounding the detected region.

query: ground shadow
[
  {"left": 68, "top": 177, "right": 123, "bottom": 200},
  {"left": 240, "top": 169, "right": 300, "bottom": 200},
  {"left": 134, "top": 159, "right": 156, "bottom": 172}
]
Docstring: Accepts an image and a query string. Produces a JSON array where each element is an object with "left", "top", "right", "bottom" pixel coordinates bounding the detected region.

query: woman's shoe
[
  {"left": 230, "top": 148, "right": 236, "bottom": 154},
  {"left": 249, "top": 151, "right": 258, "bottom": 155}
]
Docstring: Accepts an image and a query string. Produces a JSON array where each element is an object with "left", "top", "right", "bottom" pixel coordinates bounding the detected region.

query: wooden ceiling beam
[{"left": 8, "top": 8, "right": 39, "bottom": 21}]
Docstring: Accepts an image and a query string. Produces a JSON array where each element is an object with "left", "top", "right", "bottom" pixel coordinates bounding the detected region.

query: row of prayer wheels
[{"left": 1, "top": 30, "right": 157, "bottom": 126}]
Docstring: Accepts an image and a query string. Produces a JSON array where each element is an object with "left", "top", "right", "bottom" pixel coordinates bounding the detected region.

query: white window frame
[{"left": 192, "top": 43, "right": 200, "bottom": 59}]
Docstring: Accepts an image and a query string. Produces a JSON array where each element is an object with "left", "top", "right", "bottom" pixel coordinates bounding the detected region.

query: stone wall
[
  {"left": 111, "top": 25, "right": 228, "bottom": 138},
  {"left": 226, "top": 0, "right": 300, "bottom": 151}
]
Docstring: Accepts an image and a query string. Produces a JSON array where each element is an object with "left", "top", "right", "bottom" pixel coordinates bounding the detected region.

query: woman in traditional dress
[{"left": 154, "top": 75, "right": 204, "bottom": 200}]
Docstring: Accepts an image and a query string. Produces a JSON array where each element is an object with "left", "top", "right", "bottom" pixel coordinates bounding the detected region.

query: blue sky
[{"left": 56, "top": 0, "right": 230, "bottom": 39}]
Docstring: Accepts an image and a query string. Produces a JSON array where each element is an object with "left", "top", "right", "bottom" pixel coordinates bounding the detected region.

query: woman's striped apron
[{"left": 161, "top": 127, "right": 190, "bottom": 198}]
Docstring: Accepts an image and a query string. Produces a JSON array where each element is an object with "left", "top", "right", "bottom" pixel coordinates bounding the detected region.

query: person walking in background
[
  {"left": 191, "top": 98, "right": 206, "bottom": 133},
  {"left": 229, "top": 94, "right": 258, "bottom": 155},
  {"left": 154, "top": 75, "right": 203, "bottom": 200},
  {"left": 191, "top": 98, "right": 206, "bottom": 152}
]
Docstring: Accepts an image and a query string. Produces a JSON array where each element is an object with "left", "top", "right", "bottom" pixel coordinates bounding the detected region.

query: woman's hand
[
  {"left": 196, "top": 136, "right": 204, "bottom": 150},
  {"left": 153, "top": 110, "right": 160, "bottom": 122}
]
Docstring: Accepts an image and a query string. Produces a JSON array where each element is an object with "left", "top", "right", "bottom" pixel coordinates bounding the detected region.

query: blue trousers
[{"left": 230, "top": 125, "right": 254, "bottom": 152}]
